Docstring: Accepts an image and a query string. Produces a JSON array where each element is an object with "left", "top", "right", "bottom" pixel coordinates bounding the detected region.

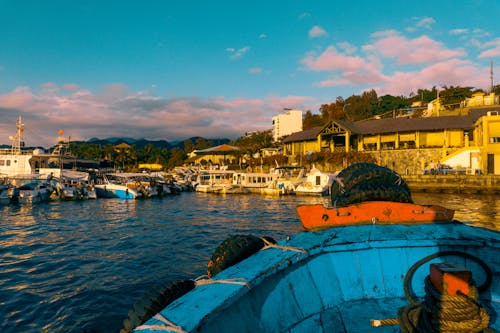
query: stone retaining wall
[{"left": 403, "top": 174, "right": 500, "bottom": 194}]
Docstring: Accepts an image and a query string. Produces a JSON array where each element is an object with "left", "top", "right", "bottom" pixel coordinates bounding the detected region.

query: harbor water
[{"left": 1, "top": 192, "right": 499, "bottom": 333}]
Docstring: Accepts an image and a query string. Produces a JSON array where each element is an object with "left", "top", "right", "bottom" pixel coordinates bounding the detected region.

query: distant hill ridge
[
  {"left": 78, "top": 136, "right": 231, "bottom": 150},
  {"left": 1, "top": 137, "right": 231, "bottom": 151}
]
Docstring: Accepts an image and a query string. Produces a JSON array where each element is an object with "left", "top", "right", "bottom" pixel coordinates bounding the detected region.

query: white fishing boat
[
  {"left": 94, "top": 174, "right": 141, "bottom": 199},
  {"left": 10, "top": 174, "right": 55, "bottom": 204},
  {"left": 231, "top": 171, "right": 279, "bottom": 192},
  {"left": 0, "top": 117, "right": 98, "bottom": 183},
  {"left": 261, "top": 165, "right": 306, "bottom": 195},
  {"left": 0, "top": 117, "right": 50, "bottom": 177},
  {"left": 194, "top": 169, "right": 238, "bottom": 194},
  {"left": 294, "top": 165, "right": 338, "bottom": 196},
  {"left": 40, "top": 169, "right": 96, "bottom": 200}
]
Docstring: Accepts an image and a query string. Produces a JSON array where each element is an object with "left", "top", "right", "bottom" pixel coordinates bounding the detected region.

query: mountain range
[
  {"left": 77, "top": 136, "right": 231, "bottom": 150},
  {"left": 0, "top": 137, "right": 231, "bottom": 151}
]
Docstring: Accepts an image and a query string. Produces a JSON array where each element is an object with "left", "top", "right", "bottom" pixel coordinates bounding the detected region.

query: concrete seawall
[{"left": 403, "top": 174, "right": 500, "bottom": 194}]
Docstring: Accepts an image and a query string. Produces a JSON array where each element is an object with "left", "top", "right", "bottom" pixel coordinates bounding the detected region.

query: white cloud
[
  {"left": 449, "top": 28, "right": 468, "bottom": 36},
  {"left": 227, "top": 46, "right": 251, "bottom": 60},
  {"left": 298, "top": 12, "right": 311, "bottom": 20},
  {"left": 309, "top": 26, "right": 327, "bottom": 38},
  {"left": 248, "top": 67, "right": 263, "bottom": 74},
  {"left": 415, "top": 17, "right": 435, "bottom": 30}
]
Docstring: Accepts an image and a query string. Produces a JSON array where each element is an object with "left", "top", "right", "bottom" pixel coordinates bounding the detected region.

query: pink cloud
[
  {"left": 478, "top": 38, "right": 500, "bottom": 58},
  {"left": 367, "top": 34, "right": 465, "bottom": 64},
  {"left": 376, "top": 59, "right": 487, "bottom": 95},
  {"left": 0, "top": 85, "right": 318, "bottom": 147},
  {"left": 309, "top": 26, "right": 327, "bottom": 38},
  {"left": 302, "top": 46, "right": 371, "bottom": 72},
  {"left": 61, "top": 83, "right": 80, "bottom": 91}
]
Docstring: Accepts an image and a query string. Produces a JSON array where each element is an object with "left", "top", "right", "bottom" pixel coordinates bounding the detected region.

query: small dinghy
[{"left": 125, "top": 163, "right": 500, "bottom": 333}]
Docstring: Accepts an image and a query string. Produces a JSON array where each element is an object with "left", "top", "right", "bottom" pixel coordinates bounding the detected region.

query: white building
[{"left": 272, "top": 109, "right": 303, "bottom": 141}]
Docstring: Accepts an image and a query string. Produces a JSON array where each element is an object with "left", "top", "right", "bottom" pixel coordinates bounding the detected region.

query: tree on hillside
[
  {"left": 183, "top": 139, "right": 195, "bottom": 153},
  {"left": 344, "top": 89, "right": 380, "bottom": 120},
  {"left": 303, "top": 110, "right": 324, "bottom": 129},
  {"left": 195, "top": 137, "right": 213, "bottom": 150},
  {"left": 438, "top": 86, "right": 475, "bottom": 109},
  {"left": 166, "top": 147, "right": 186, "bottom": 168},
  {"left": 377, "top": 95, "right": 410, "bottom": 116},
  {"left": 234, "top": 131, "right": 273, "bottom": 156}
]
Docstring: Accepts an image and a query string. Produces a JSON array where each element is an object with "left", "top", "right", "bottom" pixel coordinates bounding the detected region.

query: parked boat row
[
  {"left": 0, "top": 171, "right": 192, "bottom": 206},
  {"left": 193, "top": 164, "right": 338, "bottom": 196},
  {"left": 0, "top": 117, "right": 194, "bottom": 206}
]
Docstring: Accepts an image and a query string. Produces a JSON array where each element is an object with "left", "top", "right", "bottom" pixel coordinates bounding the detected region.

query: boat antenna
[
  {"left": 490, "top": 58, "right": 494, "bottom": 93},
  {"left": 8, "top": 116, "right": 24, "bottom": 155}
]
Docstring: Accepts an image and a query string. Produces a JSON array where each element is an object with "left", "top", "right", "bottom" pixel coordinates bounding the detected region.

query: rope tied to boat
[
  {"left": 371, "top": 251, "right": 494, "bottom": 332},
  {"left": 134, "top": 313, "right": 187, "bottom": 333},
  {"left": 194, "top": 275, "right": 249, "bottom": 287},
  {"left": 260, "top": 237, "right": 308, "bottom": 254},
  {"left": 398, "top": 276, "right": 490, "bottom": 332}
]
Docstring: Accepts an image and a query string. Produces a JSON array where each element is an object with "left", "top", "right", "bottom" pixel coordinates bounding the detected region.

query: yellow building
[{"left": 283, "top": 107, "right": 500, "bottom": 174}]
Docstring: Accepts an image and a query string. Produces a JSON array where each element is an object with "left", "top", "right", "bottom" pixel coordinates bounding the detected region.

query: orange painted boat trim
[{"left": 296, "top": 201, "right": 455, "bottom": 230}]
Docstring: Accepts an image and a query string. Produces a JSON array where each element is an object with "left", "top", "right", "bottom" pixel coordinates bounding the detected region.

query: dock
[{"left": 404, "top": 174, "right": 500, "bottom": 194}]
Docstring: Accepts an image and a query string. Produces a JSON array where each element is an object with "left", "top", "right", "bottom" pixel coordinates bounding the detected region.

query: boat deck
[{"left": 299, "top": 298, "right": 405, "bottom": 332}]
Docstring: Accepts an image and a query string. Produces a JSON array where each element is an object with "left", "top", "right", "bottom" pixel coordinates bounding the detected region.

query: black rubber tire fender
[
  {"left": 333, "top": 183, "right": 413, "bottom": 207},
  {"left": 120, "top": 279, "right": 196, "bottom": 333},
  {"left": 207, "top": 235, "right": 276, "bottom": 277},
  {"left": 331, "top": 164, "right": 411, "bottom": 206},
  {"left": 330, "top": 162, "right": 376, "bottom": 199}
]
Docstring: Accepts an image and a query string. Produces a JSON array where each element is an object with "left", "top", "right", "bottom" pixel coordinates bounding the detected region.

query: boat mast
[{"left": 8, "top": 116, "right": 24, "bottom": 155}]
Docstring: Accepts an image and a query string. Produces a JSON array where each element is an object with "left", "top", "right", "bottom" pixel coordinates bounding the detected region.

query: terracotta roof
[{"left": 195, "top": 144, "right": 240, "bottom": 154}]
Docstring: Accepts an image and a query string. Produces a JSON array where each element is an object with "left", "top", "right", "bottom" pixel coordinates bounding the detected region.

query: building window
[
  {"left": 381, "top": 142, "right": 395, "bottom": 150},
  {"left": 364, "top": 143, "right": 377, "bottom": 151},
  {"left": 400, "top": 141, "right": 416, "bottom": 149}
]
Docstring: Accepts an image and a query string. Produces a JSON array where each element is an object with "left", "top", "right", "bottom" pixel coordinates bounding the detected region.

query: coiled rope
[
  {"left": 372, "top": 251, "right": 494, "bottom": 332},
  {"left": 399, "top": 276, "right": 490, "bottom": 332}
]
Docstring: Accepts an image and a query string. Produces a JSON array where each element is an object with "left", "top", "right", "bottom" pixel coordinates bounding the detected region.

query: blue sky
[{"left": 1, "top": 0, "right": 499, "bottom": 147}]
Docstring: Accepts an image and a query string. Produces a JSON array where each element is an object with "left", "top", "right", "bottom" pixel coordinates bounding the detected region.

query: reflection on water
[
  {"left": 0, "top": 192, "right": 498, "bottom": 332},
  {"left": 412, "top": 192, "right": 500, "bottom": 230}
]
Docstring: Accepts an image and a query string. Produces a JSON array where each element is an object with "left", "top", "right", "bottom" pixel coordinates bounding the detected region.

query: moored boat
[
  {"left": 231, "top": 171, "right": 278, "bottom": 192},
  {"left": 261, "top": 165, "right": 305, "bottom": 196},
  {"left": 94, "top": 174, "right": 141, "bottom": 199},
  {"left": 194, "top": 169, "right": 238, "bottom": 194},
  {"left": 294, "top": 164, "right": 338, "bottom": 196},
  {"left": 10, "top": 174, "right": 55, "bottom": 204},
  {"left": 124, "top": 163, "right": 500, "bottom": 333}
]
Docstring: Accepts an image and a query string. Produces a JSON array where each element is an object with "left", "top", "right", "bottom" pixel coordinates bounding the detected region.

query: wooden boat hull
[
  {"left": 133, "top": 222, "right": 499, "bottom": 333},
  {"left": 296, "top": 201, "right": 455, "bottom": 230}
]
